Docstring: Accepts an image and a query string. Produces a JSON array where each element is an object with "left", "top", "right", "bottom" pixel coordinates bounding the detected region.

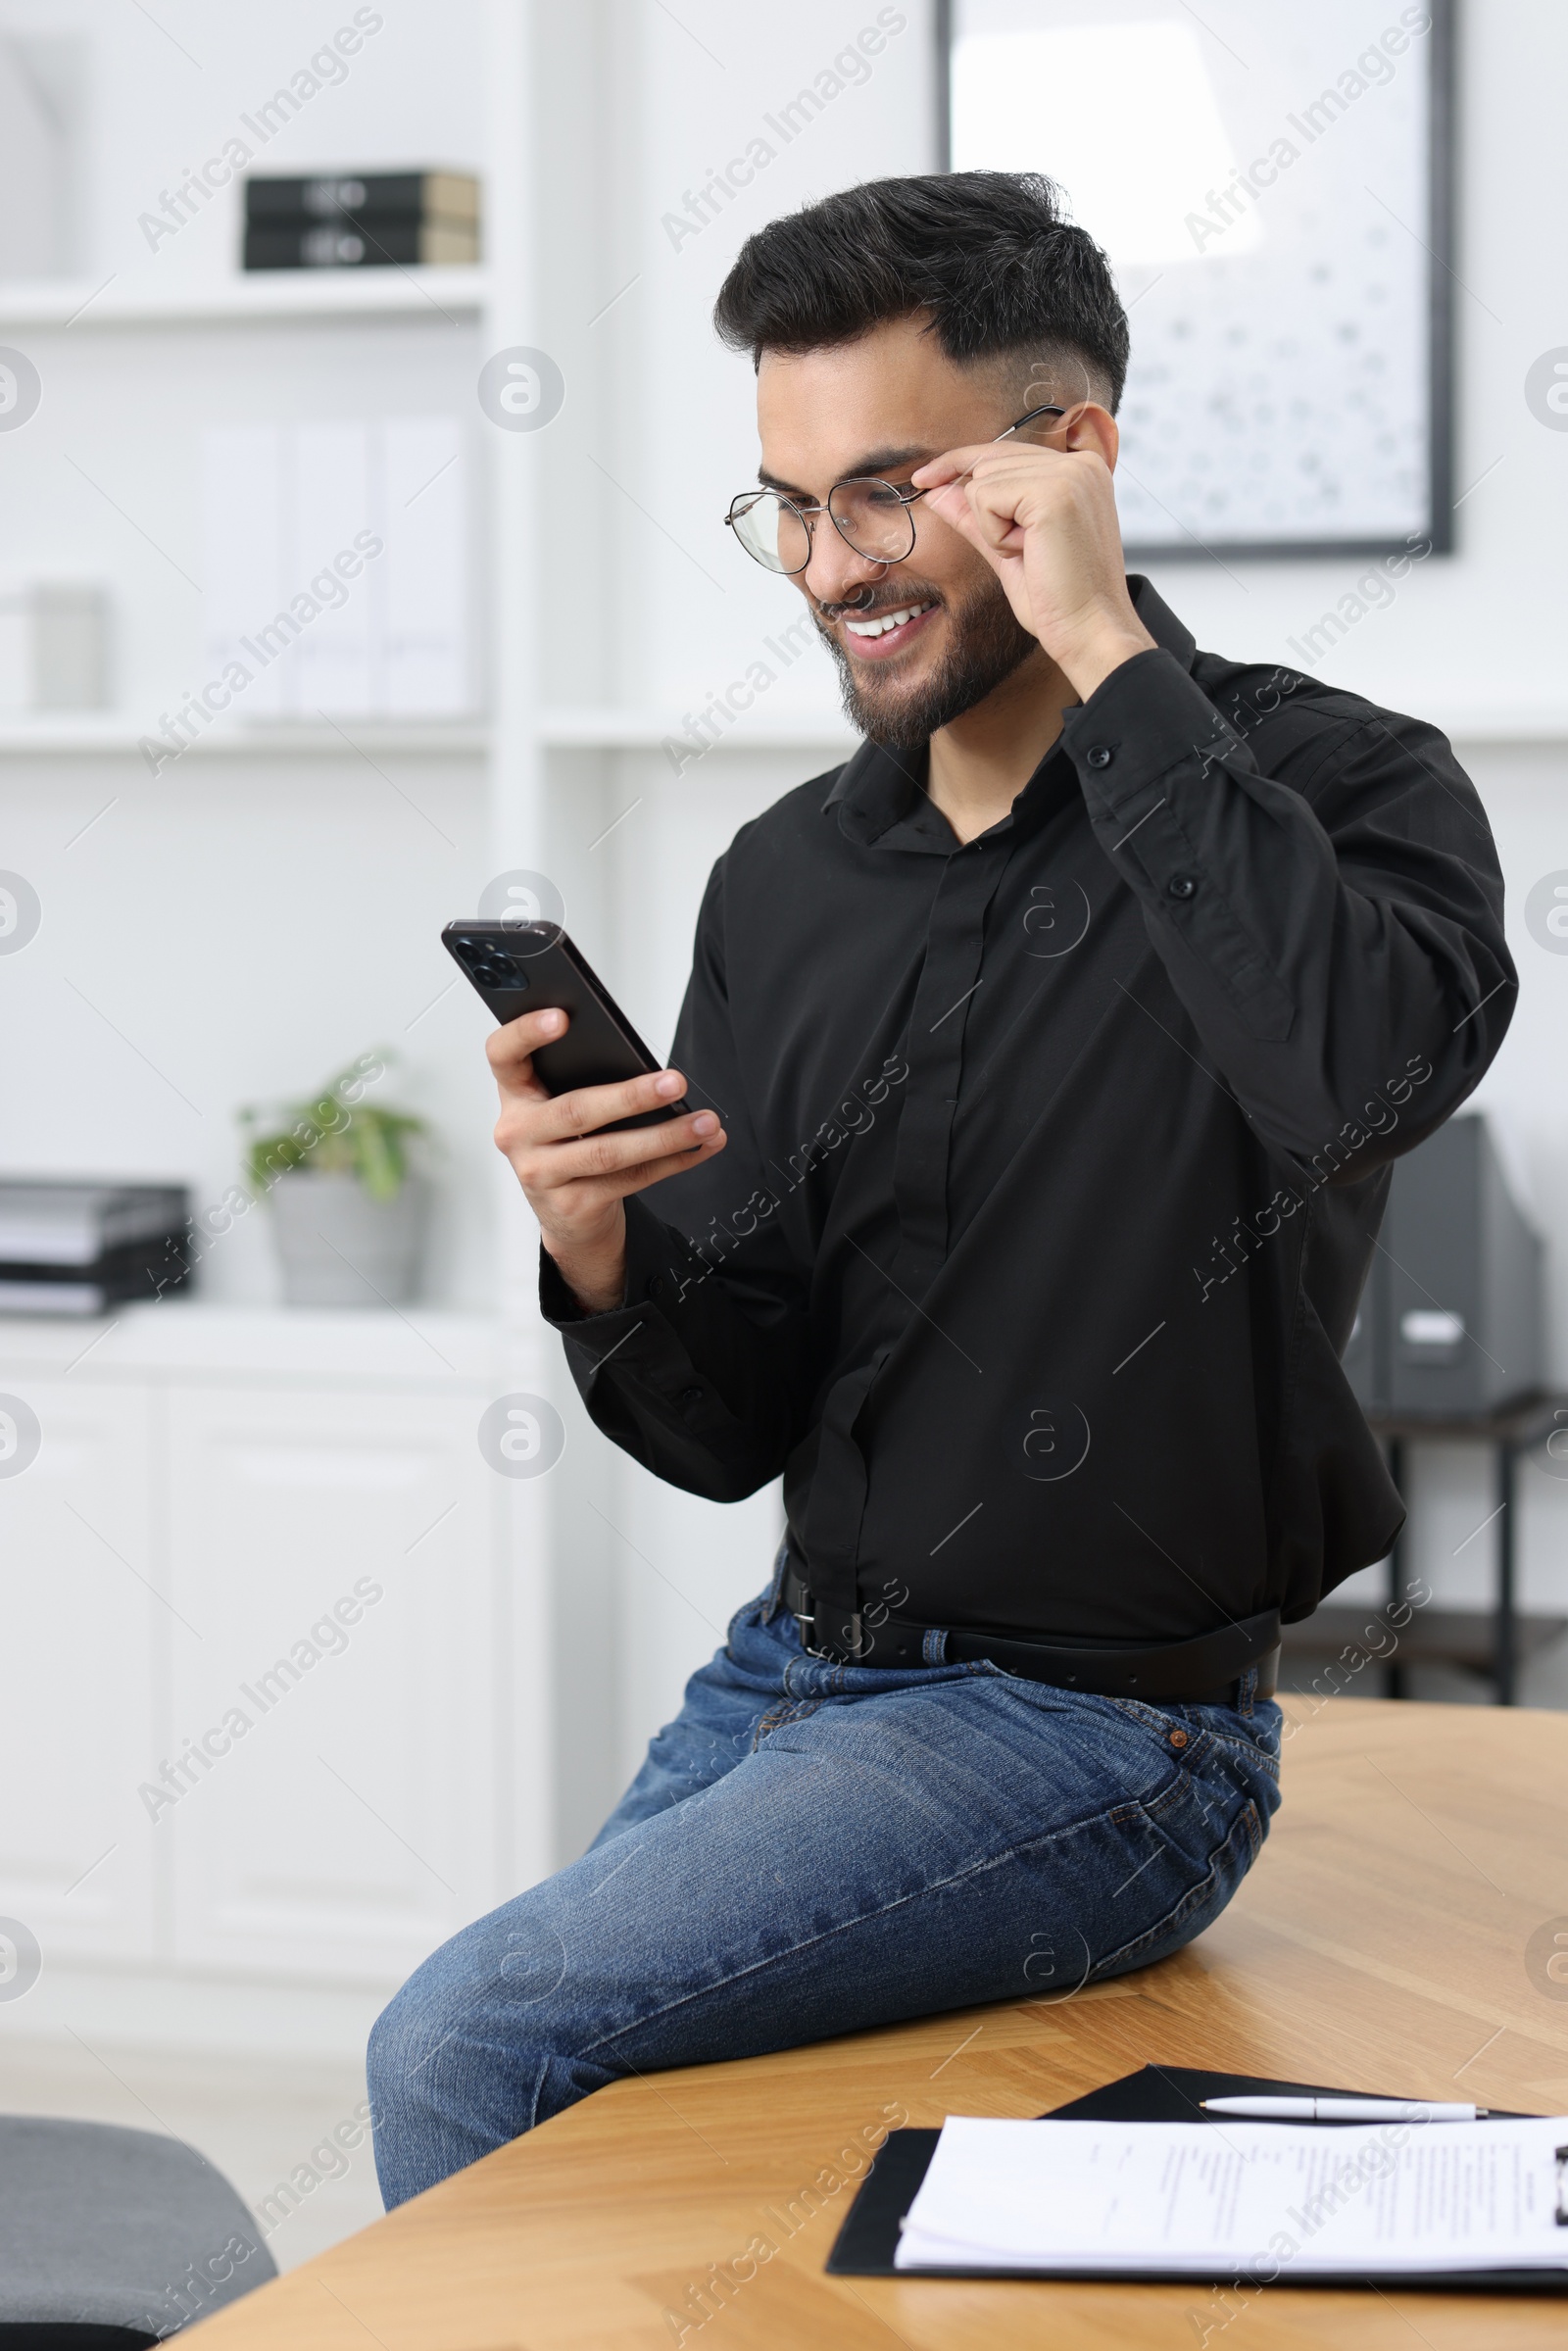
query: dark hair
[{"left": 712, "top": 171, "right": 1129, "bottom": 413}]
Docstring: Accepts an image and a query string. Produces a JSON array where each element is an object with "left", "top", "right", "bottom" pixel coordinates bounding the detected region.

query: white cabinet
[
  {"left": 164, "top": 1385, "right": 501, "bottom": 1981},
  {"left": 0, "top": 1377, "right": 160, "bottom": 1963},
  {"left": 0, "top": 1307, "right": 535, "bottom": 2001}
]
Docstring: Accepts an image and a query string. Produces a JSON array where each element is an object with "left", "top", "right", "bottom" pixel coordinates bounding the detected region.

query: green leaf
[
  {"left": 237, "top": 1050, "right": 424, "bottom": 1200},
  {"left": 354, "top": 1113, "right": 400, "bottom": 1201}
]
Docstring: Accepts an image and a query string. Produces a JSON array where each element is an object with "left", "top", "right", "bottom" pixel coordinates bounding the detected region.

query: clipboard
[{"left": 825, "top": 2065, "right": 1568, "bottom": 2293}]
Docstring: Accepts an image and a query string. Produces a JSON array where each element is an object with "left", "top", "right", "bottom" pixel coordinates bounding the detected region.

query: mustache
[
  {"left": 815, "top": 583, "right": 944, "bottom": 621},
  {"left": 816, "top": 563, "right": 1036, "bottom": 752}
]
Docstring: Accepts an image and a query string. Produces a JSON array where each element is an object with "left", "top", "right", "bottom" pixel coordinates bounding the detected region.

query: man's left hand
[{"left": 910, "top": 436, "right": 1156, "bottom": 702}]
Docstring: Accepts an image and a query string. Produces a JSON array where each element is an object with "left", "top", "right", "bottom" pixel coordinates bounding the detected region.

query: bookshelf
[
  {"left": 0, "top": 1, "right": 560, "bottom": 2049},
  {"left": 0, "top": 267, "right": 489, "bottom": 330},
  {"left": 0, "top": 717, "right": 488, "bottom": 756}
]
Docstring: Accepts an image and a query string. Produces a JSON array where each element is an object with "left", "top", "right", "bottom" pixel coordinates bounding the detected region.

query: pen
[{"left": 1200, "top": 2096, "right": 1489, "bottom": 2123}]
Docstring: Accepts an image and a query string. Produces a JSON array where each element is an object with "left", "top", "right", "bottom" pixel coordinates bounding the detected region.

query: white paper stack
[
  {"left": 202, "top": 417, "right": 470, "bottom": 720},
  {"left": 0, "top": 1182, "right": 191, "bottom": 1315},
  {"left": 203, "top": 425, "right": 288, "bottom": 719},
  {"left": 897, "top": 2117, "right": 1568, "bottom": 2277},
  {"left": 294, "top": 420, "right": 378, "bottom": 715},
  {"left": 382, "top": 416, "right": 466, "bottom": 716}
]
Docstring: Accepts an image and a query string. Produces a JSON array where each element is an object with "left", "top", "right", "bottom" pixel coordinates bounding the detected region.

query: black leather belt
[{"left": 784, "top": 1567, "right": 1279, "bottom": 1706}]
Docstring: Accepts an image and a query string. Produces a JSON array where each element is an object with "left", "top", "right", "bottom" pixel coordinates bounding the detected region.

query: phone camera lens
[{"left": 459, "top": 939, "right": 524, "bottom": 990}]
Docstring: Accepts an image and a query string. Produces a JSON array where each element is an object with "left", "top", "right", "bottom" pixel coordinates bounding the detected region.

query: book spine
[
  {"left": 243, "top": 221, "right": 477, "bottom": 270},
  {"left": 244, "top": 172, "right": 478, "bottom": 224}
]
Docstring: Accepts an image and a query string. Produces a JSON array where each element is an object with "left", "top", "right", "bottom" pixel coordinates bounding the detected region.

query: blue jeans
[{"left": 368, "top": 1574, "right": 1282, "bottom": 2209}]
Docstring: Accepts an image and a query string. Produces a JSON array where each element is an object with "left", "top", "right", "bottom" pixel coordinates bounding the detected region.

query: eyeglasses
[{"left": 724, "top": 403, "right": 1066, "bottom": 576}]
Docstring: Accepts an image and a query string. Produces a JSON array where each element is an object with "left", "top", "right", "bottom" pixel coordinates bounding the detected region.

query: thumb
[{"left": 921, "top": 480, "right": 984, "bottom": 541}]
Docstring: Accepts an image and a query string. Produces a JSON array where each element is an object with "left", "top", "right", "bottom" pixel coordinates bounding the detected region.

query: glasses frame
[{"left": 723, "top": 402, "right": 1067, "bottom": 576}]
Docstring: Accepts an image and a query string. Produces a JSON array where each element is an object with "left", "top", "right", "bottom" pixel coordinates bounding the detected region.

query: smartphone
[{"left": 441, "top": 919, "right": 689, "bottom": 1132}]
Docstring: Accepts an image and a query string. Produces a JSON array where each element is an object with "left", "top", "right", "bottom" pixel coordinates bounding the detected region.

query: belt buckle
[{"left": 794, "top": 1587, "right": 866, "bottom": 1662}]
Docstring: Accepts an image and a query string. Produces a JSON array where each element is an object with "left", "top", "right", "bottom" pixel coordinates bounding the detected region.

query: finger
[
  {"left": 533, "top": 1066, "right": 691, "bottom": 1143},
  {"left": 910, "top": 442, "right": 995, "bottom": 489},
  {"left": 964, "top": 474, "right": 1028, "bottom": 553},
  {"left": 591, "top": 1127, "right": 729, "bottom": 1200},
  {"left": 918, "top": 438, "right": 1077, "bottom": 503},
  {"left": 921, "top": 478, "right": 1004, "bottom": 557},
  {"left": 526, "top": 1108, "right": 723, "bottom": 1192},
  {"left": 486, "top": 1006, "right": 569, "bottom": 1101}
]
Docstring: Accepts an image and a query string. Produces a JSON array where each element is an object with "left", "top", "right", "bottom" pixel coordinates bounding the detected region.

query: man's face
[{"left": 755, "top": 315, "right": 1046, "bottom": 749}]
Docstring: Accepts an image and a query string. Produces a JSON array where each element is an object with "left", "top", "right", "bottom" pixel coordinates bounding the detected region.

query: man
[{"left": 369, "top": 172, "right": 1512, "bottom": 2206}]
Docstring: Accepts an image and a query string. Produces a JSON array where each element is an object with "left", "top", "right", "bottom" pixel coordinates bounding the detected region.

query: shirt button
[
  {"left": 1169, "top": 1727, "right": 1189, "bottom": 1748},
  {"left": 1085, "top": 745, "right": 1113, "bottom": 769},
  {"left": 679, "top": 1386, "right": 704, "bottom": 1407},
  {"left": 1167, "top": 873, "right": 1198, "bottom": 901},
  {"left": 645, "top": 1274, "right": 665, "bottom": 1299}
]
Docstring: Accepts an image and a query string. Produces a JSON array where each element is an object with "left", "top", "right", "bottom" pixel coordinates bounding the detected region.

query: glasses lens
[
  {"left": 729, "top": 491, "right": 810, "bottom": 573},
  {"left": 828, "top": 479, "right": 915, "bottom": 563}
]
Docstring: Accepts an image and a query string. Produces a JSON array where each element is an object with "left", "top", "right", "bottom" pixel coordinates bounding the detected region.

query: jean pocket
[{"left": 1097, "top": 1785, "right": 1265, "bottom": 1982}]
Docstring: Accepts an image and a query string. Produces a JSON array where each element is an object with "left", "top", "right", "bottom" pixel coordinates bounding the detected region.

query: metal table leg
[
  {"left": 1494, "top": 1441, "right": 1517, "bottom": 1705},
  {"left": 1386, "top": 1435, "right": 1406, "bottom": 1701}
]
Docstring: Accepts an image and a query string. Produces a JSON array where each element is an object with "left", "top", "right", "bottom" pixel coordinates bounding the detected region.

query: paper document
[{"left": 897, "top": 2117, "right": 1568, "bottom": 2275}]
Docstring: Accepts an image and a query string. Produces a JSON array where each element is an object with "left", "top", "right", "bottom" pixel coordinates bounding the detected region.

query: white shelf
[
  {"left": 1435, "top": 710, "right": 1568, "bottom": 747},
  {"left": 6, "top": 708, "right": 1558, "bottom": 761},
  {"left": 0, "top": 1298, "right": 508, "bottom": 1382},
  {"left": 0, "top": 267, "right": 489, "bottom": 329},
  {"left": 536, "top": 706, "right": 1568, "bottom": 752},
  {"left": 538, "top": 706, "right": 857, "bottom": 751},
  {"left": 0, "top": 716, "right": 489, "bottom": 758}
]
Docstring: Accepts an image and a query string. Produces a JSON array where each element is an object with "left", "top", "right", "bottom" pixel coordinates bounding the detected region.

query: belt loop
[
  {"left": 1236, "top": 1664, "right": 1256, "bottom": 1718},
  {"left": 922, "top": 1627, "right": 949, "bottom": 1665},
  {"left": 792, "top": 1581, "right": 867, "bottom": 1663},
  {"left": 762, "top": 1541, "right": 790, "bottom": 1623},
  {"left": 834, "top": 1606, "right": 868, "bottom": 1662}
]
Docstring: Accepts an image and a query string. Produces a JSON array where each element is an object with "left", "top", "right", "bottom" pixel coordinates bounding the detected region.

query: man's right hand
[{"left": 487, "top": 1008, "right": 727, "bottom": 1314}]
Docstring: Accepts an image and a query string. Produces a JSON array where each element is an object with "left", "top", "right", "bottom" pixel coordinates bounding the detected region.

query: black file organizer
[
  {"left": 826, "top": 2065, "right": 1566, "bottom": 2294},
  {"left": 1280, "top": 1396, "right": 1568, "bottom": 1704}
]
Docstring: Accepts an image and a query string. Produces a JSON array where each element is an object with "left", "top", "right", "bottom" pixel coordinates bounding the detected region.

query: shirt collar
[{"left": 823, "top": 576, "right": 1197, "bottom": 849}]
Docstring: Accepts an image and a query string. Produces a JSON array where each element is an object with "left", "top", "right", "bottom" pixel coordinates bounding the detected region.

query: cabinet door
[
  {"left": 165, "top": 1384, "right": 504, "bottom": 1983},
  {"left": 0, "top": 1376, "right": 159, "bottom": 1962}
]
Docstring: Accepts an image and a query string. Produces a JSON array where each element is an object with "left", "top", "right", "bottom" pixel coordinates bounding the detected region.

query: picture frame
[{"left": 939, "top": 0, "right": 1456, "bottom": 561}]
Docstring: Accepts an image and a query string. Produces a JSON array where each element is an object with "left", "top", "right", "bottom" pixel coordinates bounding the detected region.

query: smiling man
[{"left": 369, "top": 172, "right": 1513, "bottom": 2207}]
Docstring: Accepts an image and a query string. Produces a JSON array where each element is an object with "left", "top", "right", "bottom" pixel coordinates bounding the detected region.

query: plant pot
[{"left": 267, "top": 1172, "right": 426, "bottom": 1308}]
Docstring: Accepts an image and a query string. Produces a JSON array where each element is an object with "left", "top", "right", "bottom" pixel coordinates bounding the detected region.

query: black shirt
[{"left": 542, "top": 579, "right": 1513, "bottom": 1647}]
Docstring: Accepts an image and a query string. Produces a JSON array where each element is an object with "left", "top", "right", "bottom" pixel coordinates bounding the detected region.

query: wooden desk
[{"left": 195, "top": 1699, "right": 1568, "bottom": 2349}]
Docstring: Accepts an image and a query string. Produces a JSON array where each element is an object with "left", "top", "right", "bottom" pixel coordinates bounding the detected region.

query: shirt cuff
[
  {"left": 1059, "top": 646, "right": 1243, "bottom": 822},
  {"left": 537, "top": 1197, "right": 721, "bottom": 1414},
  {"left": 1059, "top": 647, "right": 1294, "bottom": 1042},
  {"left": 536, "top": 1195, "right": 699, "bottom": 1327}
]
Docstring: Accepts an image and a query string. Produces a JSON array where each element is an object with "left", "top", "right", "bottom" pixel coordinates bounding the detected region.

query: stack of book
[
  {"left": 0, "top": 1182, "right": 192, "bottom": 1316},
  {"left": 242, "top": 172, "right": 480, "bottom": 270}
]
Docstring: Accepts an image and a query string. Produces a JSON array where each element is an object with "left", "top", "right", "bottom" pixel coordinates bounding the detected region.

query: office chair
[{"left": 0, "top": 2116, "right": 276, "bottom": 2344}]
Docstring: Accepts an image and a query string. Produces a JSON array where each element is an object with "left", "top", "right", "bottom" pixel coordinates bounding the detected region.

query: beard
[{"left": 815, "top": 568, "right": 1039, "bottom": 752}]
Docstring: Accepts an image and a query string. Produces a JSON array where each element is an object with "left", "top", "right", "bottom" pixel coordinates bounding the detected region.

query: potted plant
[{"left": 240, "top": 1053, "right": 428, "bottom": 1307}]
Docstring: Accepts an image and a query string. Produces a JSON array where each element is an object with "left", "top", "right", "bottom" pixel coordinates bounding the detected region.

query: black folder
[{"left": 826, "top": 2065, "right": 1566, "bottom": 2293}]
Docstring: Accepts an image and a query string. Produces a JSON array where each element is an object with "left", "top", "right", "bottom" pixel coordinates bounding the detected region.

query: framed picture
[{"left": 939, "top": 1, "right": 1455, "bottom": 560}]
